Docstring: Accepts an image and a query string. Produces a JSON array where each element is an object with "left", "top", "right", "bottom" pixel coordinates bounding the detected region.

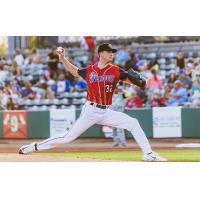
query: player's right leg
[
  {"left": 19, "top": 102, "right": 98, "bottom": 154},
  {"left": 99, "top": 109, "right": 166, "bottom": 162}
]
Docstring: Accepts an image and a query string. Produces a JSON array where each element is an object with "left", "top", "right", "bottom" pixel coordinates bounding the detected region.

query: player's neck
[{"left": 97, "top": 60, "right": 110, "bottom": 69}]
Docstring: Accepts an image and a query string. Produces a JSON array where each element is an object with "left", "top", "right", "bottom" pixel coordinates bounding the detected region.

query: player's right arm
[{"left": 56, "top": 47, "right": 79, "bottom": 77}]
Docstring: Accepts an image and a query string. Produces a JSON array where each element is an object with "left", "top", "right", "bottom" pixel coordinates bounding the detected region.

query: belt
[{"left": 90, "top": 103, "right": 108, "bottom": 109}]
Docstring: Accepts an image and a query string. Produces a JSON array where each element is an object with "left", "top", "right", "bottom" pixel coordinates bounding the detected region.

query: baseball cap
[{"left": 97, "top": 43, "right": 117, "bottom": 53}]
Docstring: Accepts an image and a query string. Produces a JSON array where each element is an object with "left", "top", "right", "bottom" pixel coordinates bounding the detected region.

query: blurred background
[{"left": 1, "top": 36, "right": 200, "bottom": 111}]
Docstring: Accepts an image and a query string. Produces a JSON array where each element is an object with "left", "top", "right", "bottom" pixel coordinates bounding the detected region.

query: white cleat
[
  {"left": 19, "top": 143, "right": 38, "bottom": 154},
  {"left": 143, "top": 152, "right": 167, "bottom": 162}
]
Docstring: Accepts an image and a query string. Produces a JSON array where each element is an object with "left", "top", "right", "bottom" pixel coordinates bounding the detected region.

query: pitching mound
[{"left": 0, "top": 153, "right": 111, "bottom": 162}]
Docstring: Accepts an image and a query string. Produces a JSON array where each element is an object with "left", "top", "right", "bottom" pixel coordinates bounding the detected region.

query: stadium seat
[
  {"left": 40, "top": 105, "right": 48, "bottom": 111},
  {"left": 160, "top": 64, "right": 166, "bottom": 70},
  {"left": 24, "top": 99, "right": 34, "bottom": 106},
  {"left": 50, "top": 105, "right": 57, "bottom": 109},
  {"left": 32, "top": 99, "right": 42, "bottom": 106},
  {"left": 60, "top": 105, "right": 68, "bottom": 109},
  {"left": 42, "top": 99, "right": 52, "bottom": 105},
  {"left": 193, "top": 52, "right": 198, "bottom": 58},
  {"left": 29, "top": 105, "right": 40, "bottom": 111},
  {"left": 146, "top": 52, "right": 156, "bottom": 60},
  {"left": 165, "top": 52, "right": 177, "bottom": 58},
  {"left": 60, "top": 98, "right": 69, "bottom": 105},
  {"left": 157, "top": 58, "right": 166, "bottom": 65},
  {"left": 52, "top": 99, "right": 63, "bottom": 105}
]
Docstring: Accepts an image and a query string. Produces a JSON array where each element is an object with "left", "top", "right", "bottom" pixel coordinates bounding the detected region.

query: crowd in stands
[{"left": 1, "top": 43, "right": 200, "bottom": 110}]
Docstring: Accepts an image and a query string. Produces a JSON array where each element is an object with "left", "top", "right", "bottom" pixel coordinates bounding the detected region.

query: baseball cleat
[
  {"left": 19, "top": 143, "right": 38, "bottom": 154},
  {"left": 143, "top": 152, "right": 167, "bottom": 162}
]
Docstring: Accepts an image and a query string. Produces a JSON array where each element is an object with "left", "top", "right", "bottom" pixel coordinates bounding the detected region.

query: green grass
[{"left": 40, "top": 149, "right": 200, "bottom": 162}]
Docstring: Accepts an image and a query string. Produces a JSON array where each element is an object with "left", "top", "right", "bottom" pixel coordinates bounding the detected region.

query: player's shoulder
[
  {"left": 108, "top": 63, "right": 121, "bottom": 72},
  {"left": 85, "top": 64, "right": 96, "bottom": 70},
  {"left": 109, "top": 63, "right": 119, "bottom": 68}
]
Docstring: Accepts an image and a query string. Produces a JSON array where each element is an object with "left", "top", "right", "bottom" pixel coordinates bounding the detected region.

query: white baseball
[{"left": 57, "top": 47, "right": 63, "bottom": 53}]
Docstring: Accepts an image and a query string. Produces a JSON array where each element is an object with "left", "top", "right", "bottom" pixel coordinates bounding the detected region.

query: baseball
[{"left": 56, "top": 47, "right": 63, "bottom": 53}]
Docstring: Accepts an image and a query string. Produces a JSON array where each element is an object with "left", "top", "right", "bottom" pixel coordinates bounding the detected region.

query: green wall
[
  {"left": 27, "top": 111, "right": 50, "bottom": 138},
  {"left": 125, "top": 109, "right": 153, "bottom": 138},
  {"left": 182, "top": 108, "right": 200, "bottom": 137},
  {"left": 1, "top": 108, "right": 200, "bottom": 139}
]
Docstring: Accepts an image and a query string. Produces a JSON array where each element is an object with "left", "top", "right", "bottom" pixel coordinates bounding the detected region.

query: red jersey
[{"left": 78, "top": 63, "right": 127, "bottom": 105}]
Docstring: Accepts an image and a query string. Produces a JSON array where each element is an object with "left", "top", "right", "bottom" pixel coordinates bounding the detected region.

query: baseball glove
[{"left": 126, "top": 68, "right": 146, "bottom": 88}]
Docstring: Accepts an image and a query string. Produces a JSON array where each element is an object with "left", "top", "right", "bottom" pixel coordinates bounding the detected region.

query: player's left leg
[
  {"left": 19, "top": 101, "right": 99, "bottom": 154},
  {"left": 98, "top": 109, "right": 166, "bottom": 161}
]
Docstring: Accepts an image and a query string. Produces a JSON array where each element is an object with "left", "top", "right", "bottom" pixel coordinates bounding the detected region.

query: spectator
[
  {"left": 192, "top": 61, "right": 200, "bottom": 81},
  {"left": 149, "top": 90, "right": 167, "bottom": 107},
  {"left": 146, "top": 69, "right": 162, "bottom": 91},
  {"left": 9, "top": 86, "right": 21, "bottom": 109},
  {"left": 147, "top": 59, "right": 159, "bottom": 71},
  {"left": 123, "top": 84, "right": 136, "bottom": 99},
  {"left": 56, "top": 73, "right": 71, "bottom": 95},
  {"left": 114, "top": 46, "right": 130, "bottom": 66},
  {"left": 10, "top": 79, "right": 22, "bottom": 92},
  {"left": 21, "top": 81, "right": 35, "bottom": 100},
  {"left": 14, "top": 49, "right": 24, "bottom": 67},
  {"left": 30, "top": 48, "right": 41, "bottom": 65},
  {"left": 162, "top": 85, "right": 172, "bottom": 102},
  {"left": 39, "top": 82, "right": 55, "bottom": 99},
  {"left": 124, "top": 52, "right": 138, "bottom": 71},
  {"left": 46, "top": 75, "right": 57, "bottom": 93},
  {"left": 135, "top": 85, "right": 147, "bottom": 105},
  {"left": 125, "top": 90, "right": 143, "bottom": 108},
  {"left": 167, "top": 71, "right": 177, "bottom": 87},
  {"left": 12, "top": 60, "right": 21, "bottom": 77},
  {"left": 178, "top": 72, "right": 192, "bottom": 89},
  {"left": 71, "top": 76, "right": 87, "bottom": 92},
  {"left": 0, "top": 86, "right": 15, "bottom": 110},
  {"left": 47, "top": 46, "right": 59, "bottom": 79},
  {"left": 168, "top": 80, "right": 188, "bottom": 106},
  {"left": 176, "top": 51, "right": 185, "bottom": 69},
  {"left": 0, "top": 65, "right": 8, "bottom": 83},
  {"left": 189, "top": 80, "right": 200, "bottom": 107},
  {"left": 111, "top": 87, "right": 126, "bottom": 147}
]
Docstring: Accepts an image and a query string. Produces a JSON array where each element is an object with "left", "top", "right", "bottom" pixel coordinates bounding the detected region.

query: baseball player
[
  {"left": 19, "top": 43, "right": 166, "bottom": 161},
  {"left": 111, "top": 85, "right": 127, "bottom": 147}
]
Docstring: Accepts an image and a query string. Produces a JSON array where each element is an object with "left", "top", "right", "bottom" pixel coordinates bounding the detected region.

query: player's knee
[
  {"left": 131, "top": 118, "right": 139, "bottom": 125},
  {"left": 128, "top": 118, "right": 140, "bottom": 132}
]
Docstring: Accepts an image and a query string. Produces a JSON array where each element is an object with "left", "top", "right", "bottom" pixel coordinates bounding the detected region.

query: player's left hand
[{"left": 126, "top": 68, "right": 146, "bottom": 89}]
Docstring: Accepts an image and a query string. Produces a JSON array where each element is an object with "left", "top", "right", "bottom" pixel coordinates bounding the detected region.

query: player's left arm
[{"left": 119, "top": 68, "right": 146, "bottom": 89}]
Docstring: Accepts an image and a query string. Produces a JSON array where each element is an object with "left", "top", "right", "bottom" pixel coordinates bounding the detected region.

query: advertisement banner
[
  {"left": 153, "top": 107, "right": 182, "bottom": 138},
  {"left": 3, "top": 111, "right": 27, "bottom": 139},
  {"left": 50, "top": 108, "right": 76, "bottom": 137}
]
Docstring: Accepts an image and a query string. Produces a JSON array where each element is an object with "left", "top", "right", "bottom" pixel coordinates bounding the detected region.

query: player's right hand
[{"left": 56, "top": 47, "right": 65, "bottom": 60}]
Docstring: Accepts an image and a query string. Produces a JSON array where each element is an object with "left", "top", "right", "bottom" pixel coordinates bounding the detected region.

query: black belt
[{"left": 90, "top": 103, "right": 107, "bottom": 109}]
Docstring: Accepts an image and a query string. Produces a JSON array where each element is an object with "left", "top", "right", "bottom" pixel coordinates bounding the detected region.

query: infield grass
[{"left": 41, "top": 149, "right": 200, "bottom": 162}]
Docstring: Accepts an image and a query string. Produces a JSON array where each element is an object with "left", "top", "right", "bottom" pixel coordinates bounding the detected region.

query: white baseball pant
[{"left": 36, "top": 101, "right": 152, "bottom": 154}]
